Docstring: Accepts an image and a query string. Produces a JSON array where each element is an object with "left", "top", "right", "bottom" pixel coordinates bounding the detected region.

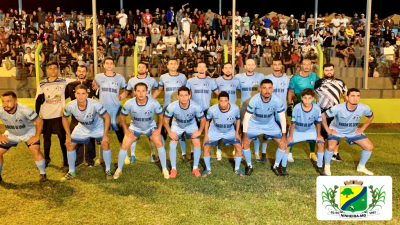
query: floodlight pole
[
  {"left": 363, "top": 0, "right": 372, "bottom": 89},
  {"left": 92, "top": 0, "right": 98, "bottom": 77},
  {"left": 314, "top": 0, "right": 318, "bottom": 29},
  {"left": 120, "top": 0, "right": 123, "bottom": 9},
  {"left": 18, "top": 0, "right": 22, "bottom": 14},
  {"left": 232, "top": 0, "right": 236, "bottom": 75},
  {"left": 219, "top": 0, "right": 222, "bottom": 15}
]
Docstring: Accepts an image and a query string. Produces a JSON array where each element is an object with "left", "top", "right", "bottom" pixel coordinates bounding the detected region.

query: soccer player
[
  {"left": 164, "top": 86, "right": 205, "bottom": 178},
  {"left": 94, "top": 57, "right": 127, "bottom": 166},
  {"left": 123, "top": 62, "right": 159, "bottom": 164},
  {"left": 272, "top": 88, "right": 325, "bottom": 176},
  {"left": 262, "top": 59, "right": 290, "bottom": 162},
  {"left": 242, "top": 79, "right": 287, "bottom": 176},
  {"left": 215, "top": 63, "right": 240, "bottom": 160},
  {"left": 235, "top": 58, "right": 266, "bottom": 162},
  {"left": 114, "top": 82, "right": 170, "bottom": 179},
  {"left": 287, "top": 59, "right": 320, "bottom": 162},
  {"left": 0, "top": 91, "right": 47, "bottom": 183},
  {"left": 61, "top": 85, "right": 111, "bottom": 181},
  {"left": 202, "top": 92, "right": 245, "bottom": 177},
  {"left": 152, "top": 59, "right": 188, "bottom": 160},
  {"left": 314, "top": 63, "right": 348, "bottom": 162},
  {"left": 322, "top": 88, "right": 374, "bottom": 176}
]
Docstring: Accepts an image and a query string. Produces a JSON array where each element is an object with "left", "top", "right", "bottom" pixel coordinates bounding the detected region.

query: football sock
[
  {"left": 103, "top": 150, "right": 111, "bottom": 171},
  {"left": 98, "top": 146, "right": 103, "bottom": 159},
  {"left": 169, "top": 142, "right": 177, "bottom": 169},
  {"left": 35, "top": 159, "right": 46, "bottom": 174},
  {"left": 130, "top": 142, "right": 137, "bottom": 156},
  {"left": 150, "top": 141, "right": 156, "bottom": 155},
  {"left": 67, "top": 150, "right": 77, "bottom": 173},
  {"left": 204, "top": 156, "right": 211, "bottom": 171},
  {"left": 243, "top": 148, "right": 252, "bottom": 167},
  {"left": 359, "top": 150, "right": 372, "bottom": 167},
  {"left": 193, "top": 147, "right": 201, "bottom": 169},
  {"left": 179, "top": 139, "right": 186, "bottom": 155},
  {"left": 309, "top": 142, "right": 316, "bottom": 153},
  {"left": 274, "top": 148, "right": 285, "bottom": 168},
  {"left": 157, "top": 147, "right": 167, "bottom": 170},
  {"left": 262, "top": 139, "right": 268, "bottom": 154},
  {"left": 324, "top": 149, "right": 334, "bottom": 166},
  {"left": 253, "top": 137, "right": 260, "bottom": 156},
  {"left": 281, "top": 153, "right": 289, "bottom": 167},
  {"left": 118, "top": 149, "right": 127, "bottom": 171},
  {"left": 234, "top": 157, "right": 242, "bottom": 170}
]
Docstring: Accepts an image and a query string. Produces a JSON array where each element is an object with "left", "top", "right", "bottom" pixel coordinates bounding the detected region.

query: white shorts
[
  {"left": 71, "top": 123, "right": 104, "bottom": 144},
  {"left": 0, "top": 128, "right": 37, "bottom": 150}
]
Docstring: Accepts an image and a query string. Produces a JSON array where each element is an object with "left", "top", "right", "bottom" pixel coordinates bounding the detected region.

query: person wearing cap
[
  {"left": 287, "top": 14, "right": 297, "bottom": 35},
  {"left": 345, "top": 24, "right": 355, "bottom": 41},
  {"left": 359, "top": 13, "right": 366, "bottom": 29},
  {"left": 251, "top": 14, "right": 261, "bottom": 29}
]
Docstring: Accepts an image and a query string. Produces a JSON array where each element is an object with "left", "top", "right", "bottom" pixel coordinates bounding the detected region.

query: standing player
[
  {"left": 322, "top": 88, "right": 374, "bottom": 176},
  {"left": 314, "top": 63, "right": 348, "bottom": 162},
  {"left": 215, "top": 63, "right": 240, "bottom": 160},
  {"left": 123, "top": 62, "right": 159, "bottom": 164},
  {"left": 262, "top": 59, "right": 290, "bottom": 162},
  {"left": 61, "top": 85, "right": 111, "bottom": 181},
  {"left": 287, "top": 59, "right": 320, "bottom": 162},
  {"left": 94, "top": 57, "right": 127, "bottom": 166},
  {"left": 272, "top": 89, "right": 325, "bottom": 176},
  {"left": 0, "top": 91, "right": 47, "bottom": 182},
  {"left": 114, "top": 83, "right": 169, "bottom": 179},
  {"left": 164, "top": 87, "right": 205, "bottom": 178},
  {"left": 235, "top": 58, "right": 266, "bottom": 162},
  {"left": 242, "top": 79, "right": 287, "bottom": 176},
  {"left": 202, "top": 92, "right": 245, "bottom": 177}
]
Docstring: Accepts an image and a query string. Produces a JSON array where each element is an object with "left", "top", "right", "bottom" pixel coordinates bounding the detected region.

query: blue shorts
[
  {"left": 107, "top": 107, "right": 121, "bottom": 131},
  {"left": 130, "top": 125, "right": 157, "bottom": 140},
  {"left": 171, "top": 123, "right": 200, "bottom": 140},
  {"left": 0, "top": 129, "right": 40, "bottom": 150},
  {"left": 71, "top": 123, "right": 104, "bottom": 144},
  {"left": 327, "top": 133, "right": 367, "bottom": 145},
  {"left": 247, "top": 121, "right": 282, "bottom": 140},
  {"left": 204, "top": 129, "right": 240, "bottom": 146},
  {"left": 287, "top": 129, "right": 324, "bottom": 147}
]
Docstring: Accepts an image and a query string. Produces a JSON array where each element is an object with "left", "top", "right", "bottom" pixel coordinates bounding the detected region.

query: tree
[{"left": 341, "top": 188, "right": 354, "bottom": 198}]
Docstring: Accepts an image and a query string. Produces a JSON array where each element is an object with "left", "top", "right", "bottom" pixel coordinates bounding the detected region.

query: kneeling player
[
  {"left": 0, "top": 91, "right": 47, "bottom": 182},
  {"left": 272, "top": 89, "right": 325, "bottom": 176},
  {"left": 114, "top": 82, "right": 169, "bottom": 179},
  {"left": 164, "top": 86, "right": 206, "bottom": 178},
  {"left": 203, "top": 92, "right": 245, "bottom": 177},
  {"left": 242, "top": 79, "right": 287, "bottom": 176},
  {"left": 322, "top": 88, "right": 374, "bottom": 176},
  {"left": 61, "top": 85, "right": 112, "bottom": 181}
]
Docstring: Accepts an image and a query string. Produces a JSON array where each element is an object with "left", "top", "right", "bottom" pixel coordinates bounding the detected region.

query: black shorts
[{"left": 43, "top": 117, "right": 66, "bottom": 135}]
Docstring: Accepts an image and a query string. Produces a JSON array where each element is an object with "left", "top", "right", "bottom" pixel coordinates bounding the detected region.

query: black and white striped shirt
[{"left": 314, "top": 78, "right": 347, "bottom": 112}]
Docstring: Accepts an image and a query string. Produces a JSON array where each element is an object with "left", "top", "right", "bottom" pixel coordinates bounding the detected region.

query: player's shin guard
[
  {"left": 118, "top": 149, "right": 127, "bottom": 171},
  {"left": 262, "top": 139, "right": 268, "bottom": 154},
  {"left": 359, "top": 150, "right": 372, "bottom": 167},
  {"left": 130, "top": 142, "right": 137, "bottom": 156},
  {"left": 281, "top": 153, "right": 289, "bottom": 167},
  {"left": 253, "top": 138, "right": 260, "bottom": 156},
  {"left": 169, "top": 142, "right": 177, "bottom": 169},
  {"left": 243, "top": 148, "right": 252, "bottom": 167},
  {"left": 98, "top": 146, "right": 103, "bottom": 159},
  {"left": 234, "top": 157, "right": 242, "bottom": 170},
  {"left": 157, "top": 147, "right": 167, "bottom": 170},
  {"left": 193, "top": 147, "right": 201, "bottom": 169},
  {"left": 35, "top": 159, "right": 46, "bottom": 174},
  {"left": 274, "top": 148, "right": 285, "bottom": 168},
  {"left": 103, "top": 150, "right": 112, "bottom": 171},
  {"left": 324, "top": 149, "right": 334, "bottom": 166},
  {"left": 309, "top": 142, "right": 316, "bottom": 153},
  {"left": 67, "top": 150, "right": 77, "bottom": 173},
  {"left": 317, "top": 152, "right": 324, "bottom": 167},
  {"left": 179, "top": 139, "right": 186, "bottom": 155},
  {"left": 204, "top": 156, "right": 211, "bottom": 171}
]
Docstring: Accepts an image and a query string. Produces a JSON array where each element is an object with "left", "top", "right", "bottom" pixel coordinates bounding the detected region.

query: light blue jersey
[
  {"left": 216, "top": 76, "right": 240, "bottom": 104},
  {"left": 165, "top": 100, "right": 204, "bottom": 129},
  {"left": 291, "top": 103, "right": 322, "bottom": 133},
  {"left": 207, "top": 103, "right": 240, "bottom": 134},
  {"left": 265, "top": 74, "right": 290, "bottom": 110},
  {"left": 235, "top": 72, "right": 265, "bottom": 105},
  {"left": 63, "top": 99, "right": 107, "bottom": 131},
  {"left": 121, "top": 97, "right": 163, "bottom": 132},
  {"left": 126, "top": 75, "right": 159, "bottom": 98},
  {"left": 247, "top": 93, "right": 285, "bottom": 126},
  {"left": 0, "top": 103, "right": 38, "bottom": 136},
  {"left": 186, "top": 76, "right": 218, "bottom": 111},
  {"left": 159, "top": 73, "right": 187, "bottom": 108},
  {"left": 325, "top": 102, "right": 373, "bottom": 136},
  {"left": 95, "top": 73, "right": 127, "bottom": 110}
]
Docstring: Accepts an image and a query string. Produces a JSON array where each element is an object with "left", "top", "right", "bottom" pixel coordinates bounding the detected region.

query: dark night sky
[{"left": 1, "top": 0, "right": 398, "bottom": 19}]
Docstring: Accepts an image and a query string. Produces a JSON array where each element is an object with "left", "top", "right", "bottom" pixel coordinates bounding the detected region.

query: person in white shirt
[
  {"left": 340, "top": 13, "right": 349, "bottom": 28},
  {"left": 24, "top": 47, "right": 35, "bottom": 65},
  {"left": 331, "top": 14, "right": 341, "bottom": 38},
  {"left": 307, "top": 14, "right": 315, "bottom": 30},
  {"left": 251, "top": 32, "right": 262, "bottom": 45},
  {"left": 117, "top": 9, "right": 128, "bottom": 29},
  {"left": 235, "top": 11, "right": 242, "bottom": 29}
]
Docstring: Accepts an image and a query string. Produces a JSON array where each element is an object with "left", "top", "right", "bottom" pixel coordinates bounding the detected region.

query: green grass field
[{"left": 0, "top": 128, "right": 399, "bottom": 224}]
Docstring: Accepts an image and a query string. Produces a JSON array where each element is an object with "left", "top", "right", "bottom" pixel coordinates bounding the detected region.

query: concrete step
[
  {"left": 360, "top": 89, "right": 400, "bottom": 98},
  {"left": 341, "top": 77, "right": 395, "bottom": 89}
]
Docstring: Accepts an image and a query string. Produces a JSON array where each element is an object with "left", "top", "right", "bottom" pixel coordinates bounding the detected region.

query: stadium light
[{"left": 363, "top": 0, "right": 372, "bottom": 89}]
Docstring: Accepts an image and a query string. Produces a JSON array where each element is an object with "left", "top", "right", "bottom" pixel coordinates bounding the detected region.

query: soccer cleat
[
  {"left": 130, "top": 155, "right": 136, "bottom": 163},
  {"left": 201, "top": 169, "right": 212, "bottom": 177},
  {"left": 95, "top": 158, "right": 104, "bottom": 166},
  {"left": 288, "top": 153, "right": 294, "bottom": 162},
  {"left": 280, "top": 167, "right": 289, "bottom": 176},
  {"left": 309, "top": 153, "right": 317, "bottom": 162},
  {"left": 261, "top": 153, "right": 267, "bottom": 162},
  {"left": 216, "top": 150, "right": 222, "bottom": 161},
  {"left": 332, "top": 153, "right": 343, "bottom": 162},
  {"left": 0, "top": 175, "right": 2, "bottom": 182},
  {"left": 192, "top": 168, "right": 201, "bottom": 177},
  {"left": 324, "top": 165, "right": 332, "bottom": 176},
  {"left": 87, "top": 162, "right": 95, "bottom": 167},
  {"left": 45, "top": 159, "right": 51, "bottom": 168},
  {"left": 357, "top": 166, "right": 374, "bottom": 175},
  {"left": 170, "top": 168, "right": 177, "bottom": 178},
  {"left": 39, "top": 174, "right": 48, "bottom": 182},
  {"left": 162, "top": 169, "right": 170, "bottom": 179},
  {"left": 124, "top": 156, "right": 130, "bottom": 165},
  {"left": 60, "top": 172, "right": 77, "bottom": 182},
  {"left": 181, "top": 154, "right": 188, "bottom": 163},
  {"left": 113, "top": 168, "right": 122, "bottom": 179},
  {"left": 105, "top": 170, "right": 113, "bottom": 180},
  {"left": 245, "top": 166, "right": 254, "bottom": 176},
  {"left": 255, "top": 154, "right": 261, "bottom": 162},
  {"left": 271, "top": 166, "right": 282, "bottom": 176},
  {"left": 234, "top": 169, "right": 246, "bottom": 177},
  {"left": 317, "top": 167, "right": 326, "bottom": 176},
  {"left": 151, "top": 154, "right": 156, "bottom": 163}
]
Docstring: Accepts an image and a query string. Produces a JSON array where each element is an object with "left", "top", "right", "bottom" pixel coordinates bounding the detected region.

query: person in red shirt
[
  {"left": 143, "top": 9, "right": 153, "bottom": 28},
  {"left": 390, "top": 57, "right": 400, "bottom": 89},
  {"left": 197, "top": 12, "right": 205, "bottom": 26},
  {"left": 112, "top": 29, "right": 121, "bottom": 40},
  {"left": 272, "top": 14, "right": 280, "bottom": 34}
]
